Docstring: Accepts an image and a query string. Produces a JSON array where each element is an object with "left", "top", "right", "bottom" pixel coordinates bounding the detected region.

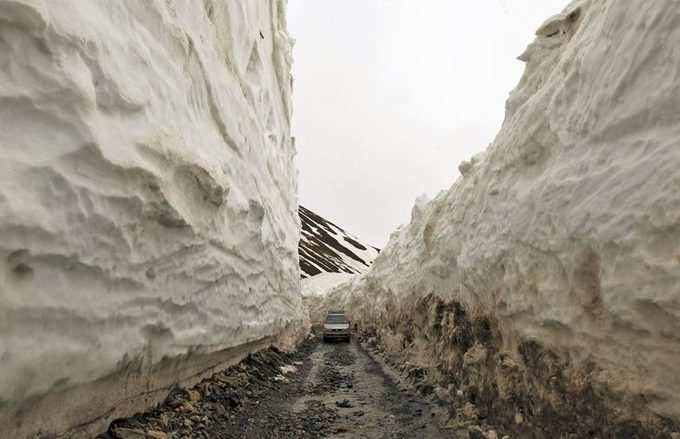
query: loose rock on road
[{"left": 103, "top": 336, "right": 451, "bottom": 439}]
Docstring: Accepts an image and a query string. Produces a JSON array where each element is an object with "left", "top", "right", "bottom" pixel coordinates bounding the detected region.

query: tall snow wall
[
  {"left": 0, "top": 1, "right": 305, "bottom": 437},
  {"left": 329, "top": 0, "right": 680, "bottom": 436}
]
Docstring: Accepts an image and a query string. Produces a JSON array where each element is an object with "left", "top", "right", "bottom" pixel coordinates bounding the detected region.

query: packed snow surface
[
  {"left": 0, "top": 0, "right": 304, "bottom": 434},
  {"left": 329, "top": 0, "right": 680, "bottom": 423},
  {"left": 302, "top": 272, "right": 356, "bottom": 297}
]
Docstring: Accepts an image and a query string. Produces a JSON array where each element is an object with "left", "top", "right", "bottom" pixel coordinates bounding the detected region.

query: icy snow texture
[
  {"left": 0, "top": 0, "right": 303, "bottom": 417},
  {"left": 331, "top": 0, "right": 680, "bottom": 420}
]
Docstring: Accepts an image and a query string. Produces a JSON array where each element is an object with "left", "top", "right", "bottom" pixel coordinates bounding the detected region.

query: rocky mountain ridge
[{"left": 298, "top": 205, "right": 379, "bottom": 279}]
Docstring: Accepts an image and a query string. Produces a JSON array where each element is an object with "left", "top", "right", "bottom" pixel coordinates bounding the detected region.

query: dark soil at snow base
[
  {"left": 101, "top": 338, "right": 325, "bottom": 439},
  {"left": 101, "top": 335, "right": 473, "bottom": 439},
  {"left": 356, "top": 293, "right": 680, "bottom": 439},
  {"left": 102, "top": 321, "right": 680, "bottom": 439}
]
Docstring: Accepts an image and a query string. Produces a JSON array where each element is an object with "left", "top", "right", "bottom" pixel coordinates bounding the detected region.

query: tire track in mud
[
  {"left": 101, "top": 337, "right": 452, "bottom": 438},
  {"left": 291, "top": 340, "right": 450, "bottom": 439}
]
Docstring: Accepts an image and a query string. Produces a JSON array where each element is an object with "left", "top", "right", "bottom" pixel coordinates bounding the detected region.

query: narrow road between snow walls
[{"left": 100, "top": 332, "right": 506, "bottom": 439}]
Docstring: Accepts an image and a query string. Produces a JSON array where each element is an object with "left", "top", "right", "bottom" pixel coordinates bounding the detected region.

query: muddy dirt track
[{"left": 102, "top": 337, "right": 460, "bottom": 439}]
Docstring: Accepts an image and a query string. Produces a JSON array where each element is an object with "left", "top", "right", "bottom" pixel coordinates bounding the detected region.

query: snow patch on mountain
[
  {"left": 298, "top": 206, "right": 378, "bottom": 326},
  {"left": 299, "top": 205, "right": 379, "bottom": 279}
]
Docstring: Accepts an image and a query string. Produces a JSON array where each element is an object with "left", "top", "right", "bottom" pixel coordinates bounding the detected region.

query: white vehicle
[{"left": 322, "top": 311, "right": 351, "bottom": 342}]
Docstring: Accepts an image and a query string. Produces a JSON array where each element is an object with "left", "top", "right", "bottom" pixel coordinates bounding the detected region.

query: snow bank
[
  {"left": 302, "top": 272, "right": 356, "bottom": 297},
  {"left": 302, "top": 272, "right": 357, "bottom": 326},
  {"left": 333, "top": 0, "right": 680, "bottom": 435},
  {"left": 0, "top": 0, "right": 305, "bottom": 436}
]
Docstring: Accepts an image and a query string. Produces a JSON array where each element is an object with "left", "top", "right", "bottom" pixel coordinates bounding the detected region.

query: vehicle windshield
[{"left": 325, "top": 314, "right": 348, "bottom": 324}]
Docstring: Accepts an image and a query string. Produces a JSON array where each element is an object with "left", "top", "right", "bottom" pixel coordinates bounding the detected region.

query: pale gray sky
[{"left": 288, "top": 0, "right": 568, "bottom": 247}]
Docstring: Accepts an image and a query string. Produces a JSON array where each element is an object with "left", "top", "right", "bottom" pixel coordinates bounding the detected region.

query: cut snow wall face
[
  {"left": 332, "top": 0, "right": 680, "bottom": 432},
  {"left": 0, "top": 0, "right": 305, "bottom": 436}
]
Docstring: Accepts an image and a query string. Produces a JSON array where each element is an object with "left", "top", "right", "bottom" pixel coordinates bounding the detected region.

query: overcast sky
[{"left": 288, "top": 0, "right": 568, "bottom": 247}]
